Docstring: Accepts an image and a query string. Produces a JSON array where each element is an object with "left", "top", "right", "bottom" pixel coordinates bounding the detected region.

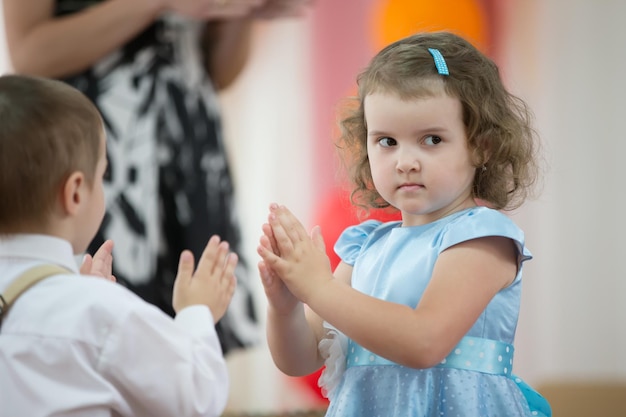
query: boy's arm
[
  {"left": 99, "top": 301, "right": 229, "bottom": 417},
  {"left": 98, "top": 235, "right": 236, "bottom": 416}
]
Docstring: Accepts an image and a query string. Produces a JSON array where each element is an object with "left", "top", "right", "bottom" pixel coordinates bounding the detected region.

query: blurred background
[{"left": 2, "top": 0, "right": 626, "bottom": 414}]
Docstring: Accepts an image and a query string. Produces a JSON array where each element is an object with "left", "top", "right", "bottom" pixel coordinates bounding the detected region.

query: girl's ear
[{"left": 61, "top": 171, "right": 86, "bottom": 216}]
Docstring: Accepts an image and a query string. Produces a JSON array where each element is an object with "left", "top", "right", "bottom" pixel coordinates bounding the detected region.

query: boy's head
[{"left": 0, "top": 74, "right": 106, "bottom": 250}]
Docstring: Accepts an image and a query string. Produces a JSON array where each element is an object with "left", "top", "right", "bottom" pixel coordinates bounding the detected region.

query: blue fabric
[
  {"left": 326, "top": 207, "right": 550, "bottom": 417},
  {"left": 435, "top": 336, "right": 514, "bottom": 376}
]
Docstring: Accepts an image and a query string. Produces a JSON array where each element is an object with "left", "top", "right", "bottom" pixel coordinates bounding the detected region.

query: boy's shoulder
[
  {"left": 3, "top": 272, "right": 162, "bottom": 341},
  {"left": 50, "top": 272, "right": 152, "bottom": 319}
]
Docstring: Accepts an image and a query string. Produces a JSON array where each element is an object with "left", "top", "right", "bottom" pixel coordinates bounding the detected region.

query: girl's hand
[
  {"left": 80, "top": 240, "right": 116, "bottom": 282},
  {"left": 258, "top": 222, "right": 299, "bottom": 314},
  {"left": 257, "top": 204, "right": 333, "bottom": 304},
  {"left": 172, "top": 235, "right": 238, "bottom": 322}
]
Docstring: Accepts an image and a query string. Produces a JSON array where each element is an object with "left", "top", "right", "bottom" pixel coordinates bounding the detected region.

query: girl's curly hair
[{"left": 337, "top": 31, "right": 541, "bottom": 212}]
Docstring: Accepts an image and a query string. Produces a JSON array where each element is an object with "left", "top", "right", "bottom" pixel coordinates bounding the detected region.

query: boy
[{"left": 0, "top": 74, "right": 237, "bottom": 417}]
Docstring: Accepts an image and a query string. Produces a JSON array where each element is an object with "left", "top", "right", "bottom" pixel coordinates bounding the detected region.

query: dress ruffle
[{"left": 317, "top": 321, "right": 348, "bottom": 399}]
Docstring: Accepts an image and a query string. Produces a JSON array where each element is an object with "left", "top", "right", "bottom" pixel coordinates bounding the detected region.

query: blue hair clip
[{"left": 428, "top": 48, "right": 449, "bottom": 76}]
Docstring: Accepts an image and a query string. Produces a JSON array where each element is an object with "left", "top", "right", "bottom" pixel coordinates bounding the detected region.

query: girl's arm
[
  {"left": 263, "top": 261, "right": 353, "bottom": 376},
  {"left": 261, "top": 205, "right": 518, "bottom": 369},
  {"left": 2, "top": 0, "right": 165, "bottom": 77},
  {"left": 259, "top": 220, "right": 352, "bottom": 376},
  {"left": 265, "top": 298, "right": 324, "bottom": 376},
  {"left": 307, "top": 237, "right": 517, "bottom": 368}
]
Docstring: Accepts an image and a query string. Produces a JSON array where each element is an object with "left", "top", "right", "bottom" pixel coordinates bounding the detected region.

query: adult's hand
[
  {"left": 252, "top": 0, "right": 314, "bottom": 19},
  {"left": 167, "top": 0, "right": 266, "bottom": 20}
]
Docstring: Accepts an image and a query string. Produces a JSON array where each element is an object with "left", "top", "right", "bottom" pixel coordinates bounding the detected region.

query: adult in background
[{"left": 2, "top": 0, "right": 312, "bottom": 354}]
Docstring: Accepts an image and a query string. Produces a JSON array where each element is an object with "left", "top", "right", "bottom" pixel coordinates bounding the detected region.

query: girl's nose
[{"left": 396, "top": 150, "right": 421, "bottom": 173}]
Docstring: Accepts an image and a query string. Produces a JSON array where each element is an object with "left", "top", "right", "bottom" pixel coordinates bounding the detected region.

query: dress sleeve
[
  {"left": 98, "top": 293, "right": 229, "bottom": 417},
  {"left": 439, "top": 208, "right": 532, "bottom": 267},
  {"left": 333, "top": 220, "right": 382, "bottom": 266}
]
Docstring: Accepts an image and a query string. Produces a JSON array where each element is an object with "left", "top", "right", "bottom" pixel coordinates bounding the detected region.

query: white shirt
[{"left": 0, "top": 234, "right": 229, "bottom": 417}]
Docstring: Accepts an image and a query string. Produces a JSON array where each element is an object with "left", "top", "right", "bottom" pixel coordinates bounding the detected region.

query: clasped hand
[{"left": 257, "top": 203, "right": 333, "bottom": 309}]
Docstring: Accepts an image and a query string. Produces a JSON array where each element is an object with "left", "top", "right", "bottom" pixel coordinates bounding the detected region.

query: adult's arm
[
  {"left": 1, "top": 0, "right": 258, "bottom": 78},
  {"left": 2, "top": 0, "right": 164, "bottom": 77},
  {"left": 201, "top": 0, "right": 315, "bottom": 91},
  {"left": 201, "top": 18, "right": 254, "bottom": 90}
]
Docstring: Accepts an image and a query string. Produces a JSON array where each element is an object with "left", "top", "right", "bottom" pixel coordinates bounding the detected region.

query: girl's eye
[
  {"left": 424, "top": 135, "right": 442, "bottom": 146},
  {"left": 379, "top": 137, "right": 397, "bottom": 147}
]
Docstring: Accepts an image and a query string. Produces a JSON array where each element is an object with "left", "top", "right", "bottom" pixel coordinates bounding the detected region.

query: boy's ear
[{"left": 61, "top": 171, "right": 86, "bottom": 216}]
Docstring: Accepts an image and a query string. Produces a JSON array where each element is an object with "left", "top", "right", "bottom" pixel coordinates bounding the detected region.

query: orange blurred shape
[{"left": 371, "top": 0, "right": 489, "bottom": 53}]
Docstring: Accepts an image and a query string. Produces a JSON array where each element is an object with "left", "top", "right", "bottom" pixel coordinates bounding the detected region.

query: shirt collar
[{"left": 0, "top": 234, "right": 79, "bottom": 273}]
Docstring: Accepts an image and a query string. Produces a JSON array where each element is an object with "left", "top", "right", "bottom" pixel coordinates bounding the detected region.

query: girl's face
[{"left": 365, "top": 91, "right": 477, "bottom": 226}]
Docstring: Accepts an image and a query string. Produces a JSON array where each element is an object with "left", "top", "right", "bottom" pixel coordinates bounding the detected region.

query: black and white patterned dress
[{"left": 56, "top": 0, "right": 258, "bottom": 353}]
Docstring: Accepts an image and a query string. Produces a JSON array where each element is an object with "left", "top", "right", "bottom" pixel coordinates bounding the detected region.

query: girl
[{"left": 257, "top": 32, "right": 551, "bottom": 417}]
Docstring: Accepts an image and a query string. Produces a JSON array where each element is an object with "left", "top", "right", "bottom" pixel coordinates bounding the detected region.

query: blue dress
[{"left": 320, "top": 207, "right": 550, "bottom": 417}]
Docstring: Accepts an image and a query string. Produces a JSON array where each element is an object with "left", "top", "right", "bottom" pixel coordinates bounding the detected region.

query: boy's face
[{"left": 76, "top": 130, "right": 107, "bottom": 253}]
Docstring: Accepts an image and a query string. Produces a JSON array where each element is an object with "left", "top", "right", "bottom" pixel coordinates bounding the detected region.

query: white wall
[
  {"left": 502, "top": 0, "right": 626, "bottom": 384},
  {"left": 220, "top": 18, "right": 319, "bottom": 412}
]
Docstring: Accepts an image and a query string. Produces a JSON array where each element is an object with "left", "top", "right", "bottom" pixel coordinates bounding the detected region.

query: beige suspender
[{"left": 0, "top": 265, "right": 71, "bottom": 323}]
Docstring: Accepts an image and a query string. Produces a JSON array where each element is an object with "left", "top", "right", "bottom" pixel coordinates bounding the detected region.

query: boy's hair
[
  {"left": 0, "top": 74, "right": 103, "bottom": 233},
  {"left": 338, "top": 31, "right": 540, "bottom": 211}
]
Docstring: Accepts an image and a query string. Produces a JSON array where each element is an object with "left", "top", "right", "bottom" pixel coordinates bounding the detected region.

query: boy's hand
[
  {"left": 172, "top": 235, "right": 238, "bottom": 322},
  {"left": 80, "top": 240, "right": 116, "bottom": 282}
]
